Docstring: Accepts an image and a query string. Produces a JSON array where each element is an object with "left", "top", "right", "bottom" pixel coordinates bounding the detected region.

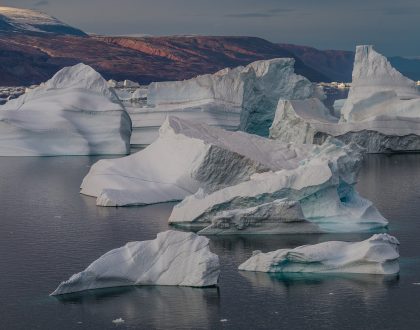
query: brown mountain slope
[
  {"left": 0, "top": 34, "right": 329, "bottom": 86},
  {"left": 2, "top": 6, "right": 419, "bottom": 87},
  {"left": 95, "top": 36, "right": 329, "bottom": 82}
]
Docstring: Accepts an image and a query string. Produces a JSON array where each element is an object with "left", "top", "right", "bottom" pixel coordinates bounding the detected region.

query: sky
[{"left": 2, "top": 0, "right": 420, "bottom": 56}]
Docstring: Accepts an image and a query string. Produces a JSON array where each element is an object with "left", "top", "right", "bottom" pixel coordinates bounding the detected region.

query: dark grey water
[{"left": 1, "top": 154, "right": 420, "bottom": 329}]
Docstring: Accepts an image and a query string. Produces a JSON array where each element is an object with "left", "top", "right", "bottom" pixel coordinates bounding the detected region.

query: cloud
[
  {"left": 225, "top": 8, "right": 294, "bottom": 19},
  {"left": 34, "top": 0, "right": 50, "bottom": 6}
]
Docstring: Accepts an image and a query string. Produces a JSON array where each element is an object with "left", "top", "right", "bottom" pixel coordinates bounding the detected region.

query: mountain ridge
[{"left": 1, "top": 6, "right": 420, "bottom": 86}]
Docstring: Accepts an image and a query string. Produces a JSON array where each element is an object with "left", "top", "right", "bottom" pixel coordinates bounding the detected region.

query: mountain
[
  {"left": 389, "top": 57, "right": 420, "bottom": 81},
  {"left": 0, "top": 33, "right": 330, "bottom": 86},
  {"left": 0, "top": 6, "right": 329, "bottom": 85},
  {"left": 0, "top": 6, "right": 86, "bottom": 36},
  {"left": 94, "top": 36, "right": 329, "bottom": 82},
  {"left": 279, "top": 43, "right": 354, "bottom": 82},
  {"left": 0, "top": 6, "right": 419, "bottom": 86}
]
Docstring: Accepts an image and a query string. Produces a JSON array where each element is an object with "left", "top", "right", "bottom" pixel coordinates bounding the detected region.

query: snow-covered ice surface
[
  {"left": 169, "top": 139, "right": 388, "bottom": 233},
  {"left": 197, "top": 198, "right": 322, "bottom": 235},
  {"left": 0, "top": 63, "right": 132, "bottom": 156},
  {"left": 81, "top": 116, "right": 314, "bottom": 206},
  {"left": 269, "top": 98, "right": 338, "bottom": 144},
  {"left": 127, "top": 58, "right": 321, "bottom": 146},
  {"left": 270, "top": 45, "right": 420, "bottom": 153},
  {"left": 0, "top": 6, "right": 86, "bottom": 35},
  {"left": 238, "top": 234, "right": 400, "bottom": 275},
  {"left": 51, "top": 230, "right": 220, "bottom": 295}
]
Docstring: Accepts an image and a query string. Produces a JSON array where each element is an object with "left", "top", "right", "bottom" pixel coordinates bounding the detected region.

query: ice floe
[{"left": 238, "top": 234, "right": 399, "bottom": 274}]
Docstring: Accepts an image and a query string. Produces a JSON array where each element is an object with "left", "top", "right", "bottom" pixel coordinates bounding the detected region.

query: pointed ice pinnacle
[{"left": 269, "top": 45, "right": 420, "bottom": 153}]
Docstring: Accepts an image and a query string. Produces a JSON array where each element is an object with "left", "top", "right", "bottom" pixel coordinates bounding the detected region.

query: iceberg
[
  {"left": 0, "top": 63, "right": 131, "bottom": 156},
  {"left": 51, "top": 230, "right": 220, "bottom": 295},
  {"left": 169, "top": 139, "right": 388, "bottom": 233},
  {"left": 238, "top": 234, "right": 400, "bottom": 275},
  {"left": 125, "top": 58, "right": 322, "bottom": 146},
  {"left": 341, "top": 45, "right": 419, "bottom": 122},
  {"left": 81, "top": 116, "right": 315, "bottom": 206},
  {"left": 269, "top": 46, "right": 420, "bottom": 153},
  {"left": 114, "top": 87, "right": 148, "bottom": 103}
]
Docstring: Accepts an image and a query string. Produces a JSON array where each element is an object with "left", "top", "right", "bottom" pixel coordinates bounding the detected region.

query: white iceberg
[
  {"left": 81, "top": 116, "right": 315, "bottom": 206},
  {"left": 0, "top": 63, "right": 131, "bottom": 156},
  {"left": 269, "top": 45, "right": 420, "bottom": 153},
  {"left": 51, "top": 230, "right": 220, "bottom": 295},
  {"left": 169, "top": 139, "right": 388, "bottom": 233},
  {"left": 126, "top": 58, "right": 322, "bottom": 146},
  {"left": 114, "top": 87, "right": 148, "bottom": 104},
  {"left": 238, "top": 234, "right": 400, "bottom": 275},
  {"left": 341, "top": 45, "right": 419, "bottom": 122},
  {"left": 114, "top": 88, "right": 134, "bottom": 102}
]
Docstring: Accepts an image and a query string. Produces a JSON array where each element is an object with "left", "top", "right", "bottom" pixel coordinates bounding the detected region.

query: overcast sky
[{"left": 2, "top": 0, "right": 420, "bottom": 56}]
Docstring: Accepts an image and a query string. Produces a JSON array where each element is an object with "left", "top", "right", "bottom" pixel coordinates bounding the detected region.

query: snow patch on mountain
[{"left": 0, "top": 6, "right": 86, "bottom": 36}]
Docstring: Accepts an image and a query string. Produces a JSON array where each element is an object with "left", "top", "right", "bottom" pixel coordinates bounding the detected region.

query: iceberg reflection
[{"left": 54, "top": 286, "right": 220, "bottom": 329}]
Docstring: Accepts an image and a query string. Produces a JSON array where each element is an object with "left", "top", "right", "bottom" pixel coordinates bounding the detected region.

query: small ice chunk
[{"left": 112, "top": 318, "right": 125, "bottom": 325}]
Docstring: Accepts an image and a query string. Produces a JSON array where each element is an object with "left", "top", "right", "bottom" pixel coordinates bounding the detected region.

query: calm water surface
[{"left": 0, "top": 154, "right": 419, "bottom": 329}]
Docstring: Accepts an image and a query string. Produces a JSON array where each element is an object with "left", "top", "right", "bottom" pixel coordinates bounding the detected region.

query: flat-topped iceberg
[
  {"left": 126, "top": 58, "right": 323, "bottom": 146},
  {"left": 51, "top": 230, "right": 220, "bottom": 295},
  {"left": 81, "top": 116, "right": 315, "bottom": 206},
  {"left": 169, "top": 139, "right": 388, "bottom": 233},
  {"left": 0, "top": 63, "right": 131, "bottom": 156},
  {"left": 269, "top": 45, "right": 420, "bottom": 153},
  {"left": 238, "top": 234, "right": 400, "bottom": 275}
]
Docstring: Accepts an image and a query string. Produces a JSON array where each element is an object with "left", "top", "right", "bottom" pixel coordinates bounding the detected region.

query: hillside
[{"left": 1, "top": 6, "right": 419, "bottom": 86}]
